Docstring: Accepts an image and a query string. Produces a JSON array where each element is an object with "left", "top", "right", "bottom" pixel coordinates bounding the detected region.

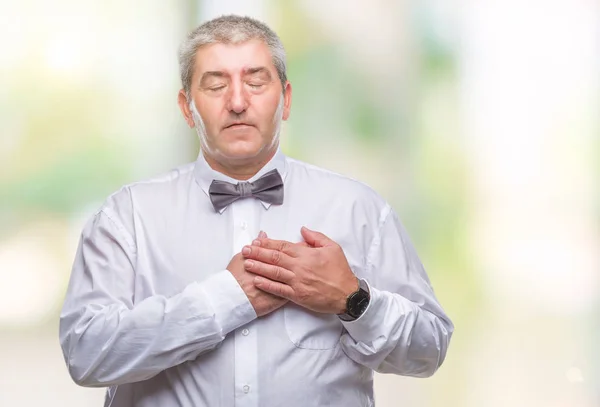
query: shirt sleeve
[
  {"left": 59, "top": 207, "right": 256, "bottom": 388},
  {"left": 339, "top": 204, "right": 454, "bottom": 377}
]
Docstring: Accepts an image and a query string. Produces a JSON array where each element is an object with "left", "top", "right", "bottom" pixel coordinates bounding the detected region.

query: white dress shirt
[{"left": 59, "top": 148, "right": 453, "bottom": 407}]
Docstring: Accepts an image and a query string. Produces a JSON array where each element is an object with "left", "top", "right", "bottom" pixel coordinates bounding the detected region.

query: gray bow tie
[{"left": 208, "top": 169, "right": 284, "bottom": 212}]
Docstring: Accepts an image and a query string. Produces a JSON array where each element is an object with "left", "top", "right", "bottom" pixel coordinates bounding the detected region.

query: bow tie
[{"left": 208, "top": 169, "right": 284, "bottom": 212}]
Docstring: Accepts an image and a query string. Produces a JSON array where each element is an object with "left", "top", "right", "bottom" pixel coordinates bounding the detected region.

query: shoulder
[
  {"left": 286, "top": 156, "right": 390, "bottom": 216},
  {"left": 123, "top": 161, "right": 195, "bottom": 199},
  {"left": 94, "top": 161, "right": 195, "bottom": 229}
]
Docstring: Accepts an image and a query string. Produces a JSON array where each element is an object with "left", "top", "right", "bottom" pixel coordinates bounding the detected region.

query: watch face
[
  {"left": 356, "top": 296, "right": 369, "bottom": 314},
  {"left": 348, "top": 290, "right": 370, "bottom": 318}
]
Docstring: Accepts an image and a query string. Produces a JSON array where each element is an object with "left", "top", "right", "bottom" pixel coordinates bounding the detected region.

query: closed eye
[{"left": 209, "top": 85, "right": 226, "bottom": 92}]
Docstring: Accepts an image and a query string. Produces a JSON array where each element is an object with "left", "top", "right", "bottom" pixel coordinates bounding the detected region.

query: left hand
[{"left": 241, "top": 226, "right": 359, "bottom": 314}]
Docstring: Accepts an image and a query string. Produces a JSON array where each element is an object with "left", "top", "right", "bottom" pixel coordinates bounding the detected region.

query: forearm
[
  {"left": 340, "top": 285, "right": 453, "bottom": 377},
  {"left": 60, "top": 270, "right": 256, "bottom": 387}
]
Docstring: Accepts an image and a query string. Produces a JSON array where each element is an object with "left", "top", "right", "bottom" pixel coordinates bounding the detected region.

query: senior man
[{"left": 59, "top": 14, "right": 453, "bottom": 407}]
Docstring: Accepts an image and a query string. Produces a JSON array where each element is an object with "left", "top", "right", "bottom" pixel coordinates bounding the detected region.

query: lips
[{"left": 224, "top": 123, "right": 252, "bottom": 129}]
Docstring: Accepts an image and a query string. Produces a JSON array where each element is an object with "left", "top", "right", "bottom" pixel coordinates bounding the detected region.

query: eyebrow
[
  {"left": 244, "top": 66, "right": 272, "bottom": 79},
  {"left": 200, "top": 71, "right": 228, "bottom": 83}
]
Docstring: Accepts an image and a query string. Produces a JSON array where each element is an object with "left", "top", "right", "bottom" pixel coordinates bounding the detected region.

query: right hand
[{"left": 227, "top": 231, "right": 288, "bottom": 317}]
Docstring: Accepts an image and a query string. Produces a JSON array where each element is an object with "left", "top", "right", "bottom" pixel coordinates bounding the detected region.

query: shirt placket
[{"left": 231, "top": 198, "right": 259, "bottom": 407}]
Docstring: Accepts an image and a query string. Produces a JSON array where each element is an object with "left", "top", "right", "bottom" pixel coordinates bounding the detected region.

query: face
[{"left": 178, "top": 39, "right": 292, "bottom": 169}]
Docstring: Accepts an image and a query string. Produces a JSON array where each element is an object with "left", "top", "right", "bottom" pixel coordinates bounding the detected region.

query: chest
[{"left": 131, "top": 196, "right": 368, "bottom": 301}]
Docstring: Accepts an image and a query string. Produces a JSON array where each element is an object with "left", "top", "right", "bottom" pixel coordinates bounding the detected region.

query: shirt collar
[{"left": 193, "top": 147, "right": 288, "bottom": 212}]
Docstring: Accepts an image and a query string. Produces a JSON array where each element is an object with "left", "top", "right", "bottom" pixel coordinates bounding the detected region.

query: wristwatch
[{"left": 338, "top": 278, "right": 370, "bottom": 322}]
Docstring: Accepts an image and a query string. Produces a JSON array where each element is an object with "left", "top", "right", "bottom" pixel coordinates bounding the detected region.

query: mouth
[{"left": 224, "top": 123, "right": 253, "bottom": 130}]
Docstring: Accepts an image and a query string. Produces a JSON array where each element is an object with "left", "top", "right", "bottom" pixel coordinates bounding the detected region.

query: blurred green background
[{"left": 0, "top": 0, "right": 598, "bottom": 406}]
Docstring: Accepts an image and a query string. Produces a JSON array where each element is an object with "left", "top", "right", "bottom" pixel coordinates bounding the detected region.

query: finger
[
  {"left": 244, "top": 259, "right": 295, "bottom": 284},
  {"left": 242, "top": 245, "right": 294, "bottom": 268},
  {"left": 254, "top": 276, "right": 295, "bottom": 299},
  {"left": 258, "top": 230, "right": 267, "bottom": 239},
  {"left": 301, "top": 226, "right": 333, "bottom": 248},
  {"left": 251, "top": 238, "right": 302, "bottom": 257}
]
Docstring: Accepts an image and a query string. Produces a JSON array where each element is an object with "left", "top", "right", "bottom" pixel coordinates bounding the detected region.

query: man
[{"left": 59, "top": 15, "right": 453, "bottom": 407}]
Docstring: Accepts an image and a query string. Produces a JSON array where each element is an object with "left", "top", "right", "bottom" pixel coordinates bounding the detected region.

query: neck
[{"left": 203, "top": 147, "right": 278, "bottom": 181}]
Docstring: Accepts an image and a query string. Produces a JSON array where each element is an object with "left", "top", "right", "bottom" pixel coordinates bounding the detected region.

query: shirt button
[
  {"left": 242, "top": 328, "right": 249, "bottom": 336},
  {"left": 243, "top": 385, "right": 250, "bottom": 393},
  {"left": 241, "top": 221, "right": 248, "bottom": 230}
]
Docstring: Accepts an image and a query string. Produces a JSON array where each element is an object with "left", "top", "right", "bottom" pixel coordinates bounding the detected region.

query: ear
[
  {"left": 282, "top": 81, "right": 292, "bottom": 121},
  {"left": 177, "top": 89, "right": 195, "bottom": 128}
]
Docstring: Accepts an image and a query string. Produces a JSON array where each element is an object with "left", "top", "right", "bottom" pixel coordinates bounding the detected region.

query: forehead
[{"left": 194, "top": 39, "right": 275, "bottom": 75}]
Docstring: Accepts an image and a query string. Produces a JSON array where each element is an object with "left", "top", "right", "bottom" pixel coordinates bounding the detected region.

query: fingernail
[
  {"left": 244, "top": 259, "right": 254, "bottom": 269},
  {"left": 242, "top": 246, "right": 251, "bottom": 255},
  {"left": 254, "top": 276, "right": 264, "bottom": 284},
  {"left": 252, "top": 239, "right": 261, "bottom": 246},
  {"left": 258, "top": 230, "right": 267, "bottom": 238}
]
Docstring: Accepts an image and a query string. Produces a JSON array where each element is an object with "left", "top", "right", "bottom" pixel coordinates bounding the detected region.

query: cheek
[
  {"left": 196, "top": 102, "right": 224, "bottom": 130},
  {"left": 254, "top": 94, "right": 282, "bottom": 124}
]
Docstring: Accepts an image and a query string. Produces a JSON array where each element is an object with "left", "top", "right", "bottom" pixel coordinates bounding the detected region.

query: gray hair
[{"left": 178, "top": 15, "right": 288, "bottom": 99}]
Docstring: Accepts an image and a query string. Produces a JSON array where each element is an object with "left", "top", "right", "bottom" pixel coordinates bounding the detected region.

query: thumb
[{"left": 301, "top": 226, "right": 331, "bottom": 247}]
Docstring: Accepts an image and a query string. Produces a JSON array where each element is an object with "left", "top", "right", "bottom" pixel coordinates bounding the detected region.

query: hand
[
  {"left": 241, "top": 227, "right": 359, "bottom": 314},
  {"left": 227, "top": 231, "right": 288, "bottom": 317}
]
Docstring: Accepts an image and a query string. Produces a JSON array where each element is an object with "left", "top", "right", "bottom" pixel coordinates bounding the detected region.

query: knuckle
[
  {"left": 263, "top": 280, "right": 272, "bottom": 291},
  {"left": 270, "top": 250, "right": 281, "bottom": 264},
  {"left": 316, "top": 253, "right": 328, "bottom": 267},
  {"left": 296, "top": 288, "right": 309, "bottom": 302},
  {"left": 264, "top": 281, "right": 277, "bottom": 294},
  {"left": 273, "top": 267, "right": 282, "bottom": 281}
]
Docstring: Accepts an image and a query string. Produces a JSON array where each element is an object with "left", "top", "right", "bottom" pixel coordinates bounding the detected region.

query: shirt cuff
[
  {"left": 340, "top": 281, "right": 389, "bottom": 343},
  {"left": 199, "top": 270, "right": 257, "bottom": 335}
]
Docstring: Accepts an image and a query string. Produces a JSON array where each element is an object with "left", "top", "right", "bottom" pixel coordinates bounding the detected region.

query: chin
[{"left": 218, "top": 141, "right": 268, "bottom": 161}]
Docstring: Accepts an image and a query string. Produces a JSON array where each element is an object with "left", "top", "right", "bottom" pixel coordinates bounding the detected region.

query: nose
[{"left": 226, "top": 80, "right": 249, "bottom": 114}]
